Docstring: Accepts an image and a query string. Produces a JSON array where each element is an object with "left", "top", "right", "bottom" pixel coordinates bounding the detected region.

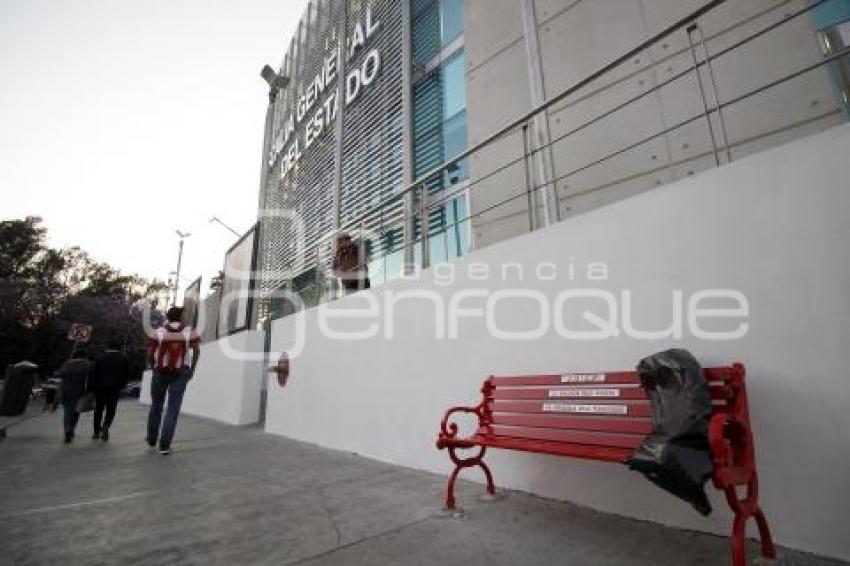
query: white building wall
[
  {"left": 140, "top": 330, "right": 264, "bottom": 426},
  {"left": 264, "top": 126, "right": 850, "bottom": 561}
]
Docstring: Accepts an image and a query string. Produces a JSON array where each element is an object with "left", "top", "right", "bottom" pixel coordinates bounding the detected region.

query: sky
[{"left": 0, "top": 0, "right": 308, "bottom": 297}]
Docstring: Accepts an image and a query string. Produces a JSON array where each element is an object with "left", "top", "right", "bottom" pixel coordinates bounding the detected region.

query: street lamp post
[
  {"left": 256, "top": 64, "right": 290, "bottom": 314},
  {"left": 257, "top": 65, "right": 291, "bottom": 403},
  {"left": 172, "top": 230, "right": 191, "bottom": 307}
]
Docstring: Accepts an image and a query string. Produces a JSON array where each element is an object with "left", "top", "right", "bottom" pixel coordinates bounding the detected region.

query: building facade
[
  {"left": 256, "top": 0, "right": 473, "bottom": 319},
  {"left": 255, "top": 0, "right": 849, "bottom": 320}
]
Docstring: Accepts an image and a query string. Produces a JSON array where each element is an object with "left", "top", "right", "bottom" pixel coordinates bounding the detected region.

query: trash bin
[{"left": 0, "top": 361, "right": 39, "bottom": 417}]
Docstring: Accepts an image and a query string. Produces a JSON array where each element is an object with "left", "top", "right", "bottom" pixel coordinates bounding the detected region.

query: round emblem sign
[{"left": 270, "top": 352, "right": 290, "bottom": 387}]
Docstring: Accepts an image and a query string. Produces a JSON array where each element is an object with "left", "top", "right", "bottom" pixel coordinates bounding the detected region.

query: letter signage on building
[{"left": 269, "top": 5, "right": 383, "bottom": 179}]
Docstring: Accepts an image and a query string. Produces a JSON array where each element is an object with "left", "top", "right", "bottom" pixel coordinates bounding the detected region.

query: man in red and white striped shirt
[{"left": 146, "top": 306, "right": 201, "bottom": 454}]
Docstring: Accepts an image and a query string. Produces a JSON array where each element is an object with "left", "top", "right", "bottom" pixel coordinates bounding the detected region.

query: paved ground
[{"left": 0, "top": 401, "right": 844, "bottom": 566}]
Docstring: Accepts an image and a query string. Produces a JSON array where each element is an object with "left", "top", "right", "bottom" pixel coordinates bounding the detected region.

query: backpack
[{"left": 154, "top": 325, "right": 192, "bottom": 376}]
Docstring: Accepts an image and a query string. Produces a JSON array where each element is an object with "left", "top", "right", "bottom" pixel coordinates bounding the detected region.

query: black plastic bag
[{"left": 624, "top": 349, "right": 714, "bottom": 515}]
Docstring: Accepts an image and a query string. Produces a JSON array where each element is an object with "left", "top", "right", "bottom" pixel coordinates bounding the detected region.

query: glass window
[
  {"left": 291, "top": 267, "right": 320, "bottom": 310},
  {"left": 441, "top": 0, "right": 464, "bottom": 47},
  {"left": 413, "top": 51, "right": 468, "bottom": 183},
  {"left": 442, "top": 111, "right": 468, "bottom": 185},
  {"left": 442, "top": 51, "right": 466, "bottom": 119},
  {"left": 443, "top": 196, "right": 470, "bottom": 259},
  {"left": 442, "top": 110, "right": 467, "bottom": 160},
  {"left": 383, "top": 249, "right": 405, "bottom": 283},
  {"left": 429, "top": 232, "right": 448, "bottom": 266},
  {"left": 809, "top": 0, "right": 850, "bottom": 31},
  {"left": 425, "top": 194, "right": 470, "bottom": 267},
  {"left": 441, "top": 51, "right": 468, "bottom": 187},
  {"left": 412, "top": 0, "right": 464, "bottom": 66},
  {"left": 410, "top": 3, "right": 469, "bottom": 267}
]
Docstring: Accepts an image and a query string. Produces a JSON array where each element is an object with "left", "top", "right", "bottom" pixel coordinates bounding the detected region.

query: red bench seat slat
[
  {"left": 491, "top": 413, "right": 652, "bottom": 435},
  {"left": 493, "top": 385, "right": 731, "bottom": 401},
  {"left": 491, "top": 400, "right": 652, "bottom": 418},
  {"left": 492, "top": 369, "right": 736, "bottom": 387},
  {"left": 484, "top": 425, "right": 643, "bottom": 450},
  {"left": 493, "top": 387, "right": 647, "bottom": 401},
  {"left": 473, "top": 434, "right": 633, "bottom": 463},
  {"left": 491, "top": 372, "right": 640, "bottom": 386}
]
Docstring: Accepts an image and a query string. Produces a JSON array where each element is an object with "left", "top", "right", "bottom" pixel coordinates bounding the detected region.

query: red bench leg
[
  {"left": 479, "top": 459, "right": 495, "bottom": 495},
  {"left": 754, "top": 506, "right": 777, "bottom": 559},
  {"left": 724, "top": 474, "right": 776, "bottom": 566},
  {"left": 446, "top": 465, "right": 462, "bottom": 510},
  {"left": 731, "top": 513, "right": 747, "bottom": 566},
  {"left": 444, "top": 446, "right": 492, "bottom": 510}
]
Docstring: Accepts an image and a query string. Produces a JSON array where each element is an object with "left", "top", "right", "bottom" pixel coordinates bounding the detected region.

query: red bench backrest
[{"left": 478, "top": 364, "right": 745, "bottom": 462}]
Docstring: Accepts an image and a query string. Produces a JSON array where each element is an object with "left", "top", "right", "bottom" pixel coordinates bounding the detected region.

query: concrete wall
[
  {"left": 264, "top": 125, "right": 850, "bottom": 560},
  {"left": 140, "top": 330, "right": 264, "bottom": 426},
  {"left": 465, "top": 0, "right": 845, "bottom": 249}
]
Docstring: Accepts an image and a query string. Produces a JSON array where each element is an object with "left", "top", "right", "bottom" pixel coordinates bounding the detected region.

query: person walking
[
  {"left": 146, "top": 306, "right": 200, "bottom": 455},
  {"left": 90, "top": 340, "right": 130, "bottom": 441},
  {"left": 57, "top": 348, "right": 91, "bottom": 443}
]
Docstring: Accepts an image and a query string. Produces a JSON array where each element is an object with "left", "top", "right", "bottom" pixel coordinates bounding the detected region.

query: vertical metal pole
[
  {"left": 256, "top": 65, "right": 281, "bottom": 394},
  {"left": 694, "top": 24, "right": 732, "bottom": 163},
  {"left": 358, "top": 221, "right": 367, "bottom": 289},
  {"left": 304, "top": 1, "right": 314, "bottom": 54},
  {"left": 172, "top": 238, "right": 184, "bottom": 307},
  {"left": 314, "top": 243, "right": 323, "bottom": 304},
  {"left": 400, "top": 0, "right": 416, "bottom": 275},
  {"left": 332, "top": 0, "right": 349, "bottom": 232},
  {"left": 522, "top": 124, "right": 535, "bottom": 233},
  {"left": 520, "top": 0, "right": 561, "bottom": 225},
  {"left": 255, "top": 89, "right": 277, "bottom": 325},
  {"left": 419, "top": 183, "right": 430, "bottom": 269},
  {"left": 442, "top": 199, "right": 449, "bottom": 263},
  {"left": 687, "top": 23, "right": 721, "bottom": 167},
  {"left": 403, "top": 192, "right": 416, "bottom": 275}
]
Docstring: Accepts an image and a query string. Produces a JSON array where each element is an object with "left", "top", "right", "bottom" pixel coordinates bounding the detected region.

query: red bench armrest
[
  {"left": 436, "top": 405, "right": 485, "bottom": 449},
  {"left": 708, "top": 412, "right": 755, "bottom": 488}
]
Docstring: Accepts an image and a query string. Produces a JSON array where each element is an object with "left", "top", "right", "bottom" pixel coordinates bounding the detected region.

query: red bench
[{"left": 436, "top": 363, "right": 775, "bottom": 566}]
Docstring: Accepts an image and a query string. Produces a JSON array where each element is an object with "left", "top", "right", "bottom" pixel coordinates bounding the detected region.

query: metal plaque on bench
[
  {"left": 560, "top": 373, "right": 606, "bottom": 383},
  {"left": 541, "top": 403, "right": 628, "bottom": 415},
  {"left": 548, "top": 388, "right": 620, "bottom": 398}
]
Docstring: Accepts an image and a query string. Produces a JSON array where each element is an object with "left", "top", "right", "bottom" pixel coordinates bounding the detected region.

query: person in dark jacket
[
  {"left": 57, "top": 349, "right": 91, "bottom": 443},
  {"left": 90, "top": 340, "right": 130, "bottom": 441}
]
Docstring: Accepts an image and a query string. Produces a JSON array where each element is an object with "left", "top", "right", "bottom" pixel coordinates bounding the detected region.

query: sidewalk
[{"left": 0, "top": 401, "right": 843, "bottom": 566}]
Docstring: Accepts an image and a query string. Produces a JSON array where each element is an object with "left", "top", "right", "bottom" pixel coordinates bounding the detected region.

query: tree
[
  {"left": 0, "top": 216, "right": 54, "bottom": 279},
  {"left": 60, "top": 246, "right": 168, "bottom": 303},
  {"left": 0, "top": 217, "right": 68, "bottom": 370},
  {"left": 0, "top": 216, "right": 167, "bottom": 376}
]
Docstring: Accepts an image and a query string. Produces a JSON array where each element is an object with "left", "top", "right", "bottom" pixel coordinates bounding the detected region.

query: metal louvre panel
[
  {"left": 260, "top": 0, "right": 342, "bottom": 299},
  {"left": 412, "top": 69, "right": 443, "bottom": 177},
  {"left": 261, "top": 0, "right": 408, "bottom": 303},
  {"left": 339, "top": 0, "right": 405, "bottom": 243},
  {"left": 411, "top": 0, "right": 440, "bottom": 65}
]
